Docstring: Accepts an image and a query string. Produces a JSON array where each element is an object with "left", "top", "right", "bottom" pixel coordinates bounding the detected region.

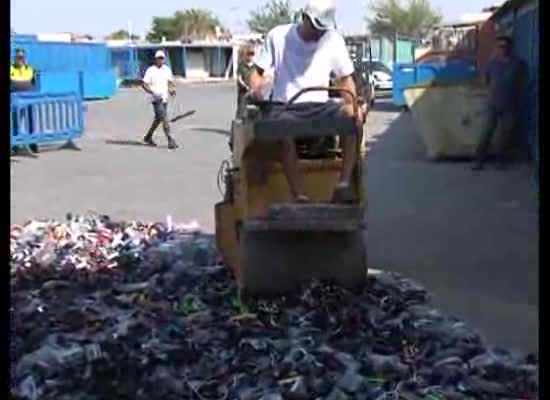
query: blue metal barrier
[{"left": 11, "top": 92, "right": 84, "bottom": 146}]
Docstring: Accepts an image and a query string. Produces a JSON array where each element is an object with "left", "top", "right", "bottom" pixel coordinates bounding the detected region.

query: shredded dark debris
[{"left": 10, "top": 215, "right": 538, "bottom": 400}]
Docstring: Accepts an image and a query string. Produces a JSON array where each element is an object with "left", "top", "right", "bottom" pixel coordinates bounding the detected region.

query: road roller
[{"left": 215, "top": 87, "right": 367, "bottom": 294}]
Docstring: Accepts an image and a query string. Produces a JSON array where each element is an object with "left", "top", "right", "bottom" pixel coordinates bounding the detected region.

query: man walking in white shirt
[
  {"left": 142, "top": 50, "right": 178, "bottom": 149},
  {"left": 248, "top": 0, "right": 363, "bottom": 203}
]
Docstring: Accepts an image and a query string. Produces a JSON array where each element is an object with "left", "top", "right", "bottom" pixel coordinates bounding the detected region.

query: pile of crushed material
[{"left": 11, "top": 215, "right": 538, "bottom": 400}]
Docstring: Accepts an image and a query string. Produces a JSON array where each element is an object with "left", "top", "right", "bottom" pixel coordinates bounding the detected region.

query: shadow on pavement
[
  {"left": 10, "top": 147, "right": 40, "bottom": 159},
  {"left": 365, "top": 98, "right": 538, "bottom": 352},
  {"left": 105, "top": 139, "right": 172, "bottom": 150},
  {"left": 12, "top": 142, "right": 83, "bottom": 156},
  {"left": 371, "top": 100, "right": 403, "bottom": 113},
  {"left": 170, "top": 110, "right": 196, "bottom": 123},
  {"left": 190, "top": 127, "right": 231, "bottom": 136}
]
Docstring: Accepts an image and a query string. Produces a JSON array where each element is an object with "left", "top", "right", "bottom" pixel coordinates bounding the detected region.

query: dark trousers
[
  {"left": 236, "top": 91, "right": 248, "bottom": 119},
  {"left": 12, "top": 106, "right": 37, "bottom": 152},
  {"left": 231, "top": 91, "right": 248, "bottom": 150},
  {"left": 145, "top": 100, "right": 171, "bottom": 140},
  {"left": 475, "top": 108, "right": 520, "bottom": 164}
]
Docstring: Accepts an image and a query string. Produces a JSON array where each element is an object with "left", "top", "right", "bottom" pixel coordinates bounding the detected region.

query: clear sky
[{"left": 11, "top": 0, "right": 496, "bottom": 38}]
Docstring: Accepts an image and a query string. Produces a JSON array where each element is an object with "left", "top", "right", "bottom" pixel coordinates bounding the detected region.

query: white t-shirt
[
  {"left": 142, "top": 64, "right": 174, "bottom": 103},
  {"left": 254, "top": 24, "right": 354, "bottom": 103}
]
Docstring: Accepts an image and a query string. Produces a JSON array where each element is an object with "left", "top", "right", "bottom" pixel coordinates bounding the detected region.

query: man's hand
[
  {"left": 142, "top": 82, "right": 155, "bottom": 96},
  {"left": 335, "top": 75, "right": 358, "bottom": 106},
  {"left": 168, "top": 81, "right": 176, "bottom": 97},
  {"left": 247, "top": 88, "right": 264, "bottom": 102},
  {"left": 237, "top": 76, "right": 250, "bottom": 92},
  {"left": 248, "top": 67, "right": 266, "bottom": 102}
]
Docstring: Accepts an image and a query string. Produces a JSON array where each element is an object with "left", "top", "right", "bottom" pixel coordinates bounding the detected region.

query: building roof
[
  {"left": 490, "top": 0, "right": 536, "bottom": 20},
  {"left": 107, "top": 40, "right": 236, "bottom": 49},
  {"left": 436, "top": 11, "right": 496, "bottom": 28}
]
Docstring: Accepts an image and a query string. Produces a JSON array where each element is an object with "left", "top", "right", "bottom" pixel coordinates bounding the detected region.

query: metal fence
[{"left": 11, "top": 92, "right": 84, "bottom": 146}]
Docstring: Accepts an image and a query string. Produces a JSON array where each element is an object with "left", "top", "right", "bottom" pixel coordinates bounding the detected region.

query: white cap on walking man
[
  {"left": 154, "top": 50, "right": 166, "bottom": 59},
  {"left": 303, "top": 0, "right": 337, "bottom": 31}
]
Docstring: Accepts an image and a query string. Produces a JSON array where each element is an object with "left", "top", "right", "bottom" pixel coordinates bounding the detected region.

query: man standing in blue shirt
[{"left": 473, "top": 35, "right": 528, "bottom": 170}]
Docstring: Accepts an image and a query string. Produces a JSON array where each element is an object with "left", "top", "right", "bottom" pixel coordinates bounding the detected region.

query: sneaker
[
  {"left": 332, "top": 183, "right": 354, "bottom": 204},
  {"left": 143, "top": 137, "right": 157, "bottom": 146},
  {"left": 295, "top": 195, "right": 311, "bottom": 203},
  {"left": 29, "top": 144, "right": 39, "bottom": 153},
  {"left": 167, "top": 140, "right": 179, "bottom": 150}
]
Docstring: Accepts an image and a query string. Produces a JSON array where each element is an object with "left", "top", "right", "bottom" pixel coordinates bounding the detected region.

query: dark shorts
[
  {"left": 261, "top": 101, "right": 344, "bottom": 122},
  {"left": 259, "top": 101, "right": 347, "bottom": 150},
  {"left": 152, "top": 101, "right": 168, "bottom": 120}
]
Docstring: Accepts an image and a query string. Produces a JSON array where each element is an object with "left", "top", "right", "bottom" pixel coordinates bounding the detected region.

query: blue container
[
  {"left": 38, "top": 71, "right": 83, "bottom": 97},
  {"left": 392, "top": 61, "right": 478, "bottom": 106},
  {"left": 12, "top": 34, "right": 37, "bottom": 41},
  {"left": 11, "top": 38, "right": 118, "bottom": 100},
  {"left": 392, "top": 64, "right": 418, "bottom": 106},
  {"left": 208, "top": 47, "right": 225, "bottom": 77},
  {"left": 10, "top": 39, "right": 112, "bottom": 72},
  {"left": 82, "top": 70, "right": 117, "bottom": 99},
  {"left": 111, "top": 47, "right": 140, "bottom": 80}
]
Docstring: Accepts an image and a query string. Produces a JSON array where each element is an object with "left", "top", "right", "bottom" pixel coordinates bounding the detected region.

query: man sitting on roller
[{"left": 249, "top": 0, "right": 363, "bottom": 203}]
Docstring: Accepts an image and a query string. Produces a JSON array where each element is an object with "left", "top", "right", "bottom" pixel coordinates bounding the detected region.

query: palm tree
[
  {"left": 247, "top": 0, "right": 297, "bottom": 35},
  {"left": 175, "top": 9, "right": 222, "bottom": 41},
  {"left": 106, "top": 30, "right": 140, "bottom": 41},
  {"left": 147, "top": 9, "right": 223, "bottom": 42},
  {"left": 366, "top": 0, "right": 442, "bottom": 38}
]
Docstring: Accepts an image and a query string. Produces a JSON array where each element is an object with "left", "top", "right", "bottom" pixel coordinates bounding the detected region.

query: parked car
[
  {"left": 366, "top": 61, "right": 393, "bottom": 96},
  {"left": 342, "top": 35, "right": 375, "bottom": 110}
]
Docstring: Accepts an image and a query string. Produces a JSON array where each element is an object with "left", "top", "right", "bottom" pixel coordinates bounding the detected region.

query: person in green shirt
[{"left": 236, "top": 44, "right": 255, "bottom": 118}]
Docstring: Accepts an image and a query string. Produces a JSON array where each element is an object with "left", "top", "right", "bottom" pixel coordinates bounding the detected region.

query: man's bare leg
[
  {"left": 333, "top": 104, "right": 363, "bottom": 202},
  {"left": 280, "top": 138, "right": 308, "bottom": 201},
  {"left": 339, "top": 135, "right": 358, "bottom": 183}
]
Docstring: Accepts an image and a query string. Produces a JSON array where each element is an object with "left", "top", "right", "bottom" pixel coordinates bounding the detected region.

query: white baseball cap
[
  {"left": 303, "top": 0, "right": 337, "bottom": 31},
  {"left": 154, "top": 50, "right": 166, "bottom": 59}
]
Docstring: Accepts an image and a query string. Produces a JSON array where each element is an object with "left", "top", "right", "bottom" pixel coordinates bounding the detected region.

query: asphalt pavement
[{"left": 10, "top": 83, "right": 538, "bottom": 352}]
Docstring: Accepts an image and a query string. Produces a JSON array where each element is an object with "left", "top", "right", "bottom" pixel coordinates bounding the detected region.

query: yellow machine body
[{"left": 215, "top": 88, "right": 367, "bottom": 293}]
